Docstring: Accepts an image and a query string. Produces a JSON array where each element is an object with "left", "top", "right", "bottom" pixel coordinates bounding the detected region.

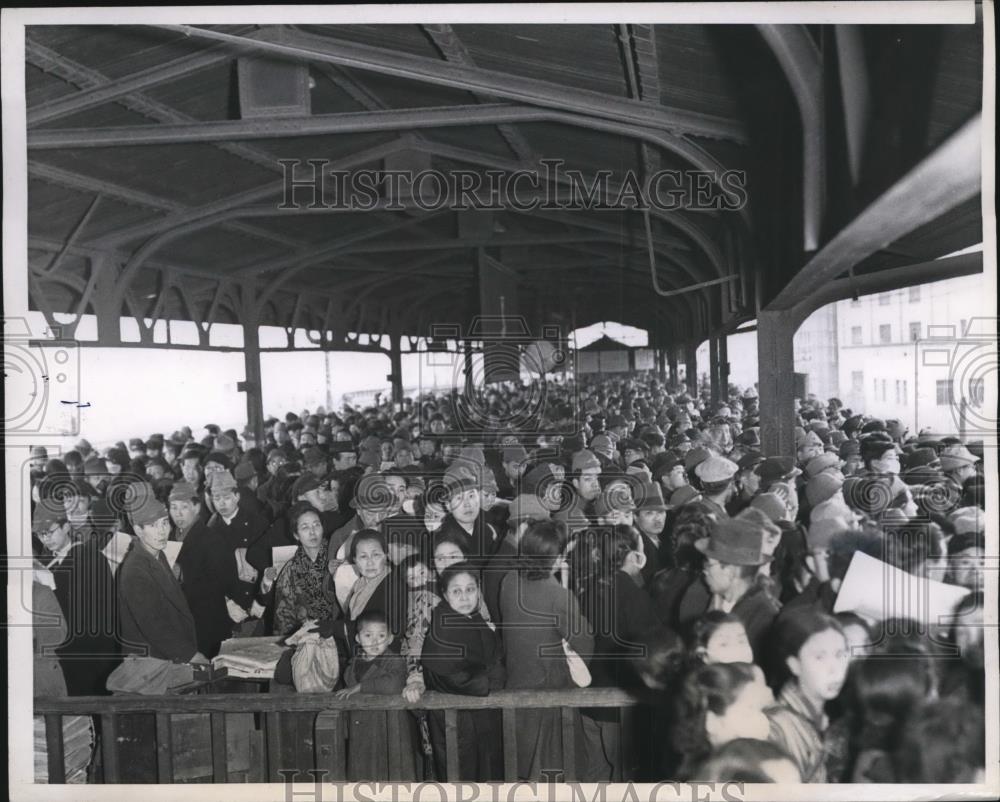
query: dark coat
[
  {"left": 118, "top": 541, "right": 199, "bottom": 662},
  {"left": 48, "top": 540, "right": 121, "bottom": 695},
  {"left": 176, "top": 520, "right": 240, "bottom": 658},
  {"left": 481, "top": 536, "right": 518, "bottom": 623},
  {"left": 500, "top": 573, "right": 594, "bottom": 780},
  {"left": 677, "top": 579, "right": 781, "bottom": 662},
  {"left": 437, "top": 513, "right": 500, "bottom": 563},
  {"left": 342, "top": 651, "right": 417, "bottom": 781},
  {"left": 421, "top": 603, "right": 506, "bottom": 780},
  {"left": 206, "top": 506, "right": 270, "bottom": 608}
]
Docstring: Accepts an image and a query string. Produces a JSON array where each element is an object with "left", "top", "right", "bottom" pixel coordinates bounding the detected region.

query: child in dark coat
[
  {"left": 336, "top": 611, "right": 418, "bottom": 781},
  {"left": 420, "top": 562, "right": 506, "bottom": 780}
]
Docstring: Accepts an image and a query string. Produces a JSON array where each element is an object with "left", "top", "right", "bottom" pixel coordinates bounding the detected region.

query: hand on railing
[
  {"left": 402, "top": 675, "right": 425, "bottom": 703},
  {"left": 334, "top": 684, "right": 360, "bottom": 700}
]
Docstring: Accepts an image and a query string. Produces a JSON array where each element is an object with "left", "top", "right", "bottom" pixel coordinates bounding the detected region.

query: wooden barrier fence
[{"left": 35, "top": 688, "right": 645, "bottom": 784}]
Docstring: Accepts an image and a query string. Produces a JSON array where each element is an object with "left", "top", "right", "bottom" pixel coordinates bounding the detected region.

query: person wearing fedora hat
[
  {"left": 634, "top": 481, "right": 670, "bottom": 585},
  {"left": 677, "top": 518, "right": 780, "bottom": 661}
]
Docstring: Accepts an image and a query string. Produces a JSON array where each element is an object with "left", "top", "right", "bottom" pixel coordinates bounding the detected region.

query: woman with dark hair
[
  {"left": 891, "top": 698, "right": 985, "bottom": 783},
  {"left": 649, "top": 503, "right": 712, "bottom": 629},
  {"left": 421, "top": 562, "right": 505, "bottom": 780},
  {"left": 766, "top": 610, "right": 849, "bottom": 782},
  {"left": 570, "top": 525, "right": 665, "bottom": 780},
  {"left": 831, "top": 649, "right": 937, "bottom": 782},
  {"left": 692, "top": 738, "right": 800, "bottom": 783},
  {"left": 500, "top": 518, "right": 594, "bottom": 780},
  {"left": 342, "top": 529, "right": 405, "bottom": 650},
  {"left": 271, "top": 502, "right": 338, "bottom": 637},
  {"left": 671, "top": 662, "right": 774, "bottom": 778}
]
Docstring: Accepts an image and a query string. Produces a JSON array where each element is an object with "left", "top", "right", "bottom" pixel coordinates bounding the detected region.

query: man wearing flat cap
[
  {"left": 205, "top": 471, "right": 270, "bottom": 629},
  {"left": 938, "top": 444, "right": 980, "bottom": 512},
  {"left": 695, "top": 455, "right": 739, "bottom": 520},
  {"left": 118, "top": 492, "right": 205, "bottom": 664},
  {"left": 33, "top": 498, "right": 121, "bottom": 695},
  {"left": 677, "top": 517, "right": 781, "bottom": 661},
  {"left": 727, "top": 451, "right": 763, "bottom": 516}
]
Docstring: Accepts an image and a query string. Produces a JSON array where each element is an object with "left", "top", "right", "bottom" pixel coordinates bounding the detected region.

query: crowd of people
[{"left": 29, "top": 374, "right": 987, "bottom": 784}]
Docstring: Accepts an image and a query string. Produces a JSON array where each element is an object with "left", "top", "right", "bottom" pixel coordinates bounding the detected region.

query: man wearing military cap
[
  {"left": 900, "top": 447, "right": 943, "bottom": 486},
  {"left": 677, "top": 517, "right": 780, "bottom": 661},
  {"left": 118, "top": 492, "right": 205, "bottom": 664},
  {"left": 694, "top": 455, "right": 739, "bottom": 520},
  {"left": 566, "top": 449, "right": 603, "bottom": 523},
  {"left": 621, "top": 438, "right": 648, "bottom": 467}
]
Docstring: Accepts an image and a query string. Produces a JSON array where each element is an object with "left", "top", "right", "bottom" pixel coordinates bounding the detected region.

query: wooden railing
[{"left": 35, "top": 688, "right": 644, "bottom": 784}]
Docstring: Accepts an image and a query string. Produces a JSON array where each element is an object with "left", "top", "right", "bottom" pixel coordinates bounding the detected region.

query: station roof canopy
[{"left": 24, "top": 20, "right": 984, "bottom": 350}]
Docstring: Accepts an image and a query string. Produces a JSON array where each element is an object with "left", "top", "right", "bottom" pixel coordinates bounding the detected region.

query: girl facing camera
[{"left": 766, "top": 610, "right": 850, "bottom": 782}]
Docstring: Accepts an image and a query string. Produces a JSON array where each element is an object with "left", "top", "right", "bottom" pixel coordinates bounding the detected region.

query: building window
[
  {"left": 879, "top": 324, "right": 892, "bottom": 344},
  {"left": 851, "top": 326, "right": 863, "bottom": 345},
  {"left": 881, "top": 379, "right": 887, "bottom": 401},
  {"left": 895, "top": 380, "right": 901, "bottom": 404},
  {"left": 902, "top": 380, "right": 908, "bottom": 406},
  {"left": 936, "top": 380, "right": 953, "bottom": 406},
  {"left": 908, "top": 322, "right": 921, "bottom": 341},
  {"left": 879, "top": 292, "right": 892, "bottom": 306},
  {"left": 852, "top": 371, "right": 864, "bottom": 394},
  {"left": 909, "top": 286, "right": 921, "bottom": 302}
]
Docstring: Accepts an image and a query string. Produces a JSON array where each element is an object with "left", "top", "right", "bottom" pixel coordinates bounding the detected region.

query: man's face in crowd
[
  {"left": 307, "top": 460, "right": 327, "bottom": 479},
  {"left": 418, "top": 439, "right": 436, "bottom": 457},
  {"left": 661, "top": 465, "right": 688, "bottom": 492},
  {"left": 429, "top": 419, "right": 447, "bottom": 435},
  {"left": 636, "top": 508, "right": 666, "bottom": 536},
  {"left": 212, "top": 487, "right": 240, "bottom": 518},
  {"left": 63, "top": 493, "right": 90, "bottom": 524},
  {"left": 448, "top": 488, "right": 481, "bottom": 525},
  {"left": 504, "top": 459, "right": 526, "bottom": 481},
  {"left": 136, "top": 516, "right": 171, "bottom": 553},
  {"left": 384, "top": 476, "right": 407, "bottom": 511},
  {"left": 267, "top": 455, "right": 287, "bottom": 476},
  {"left": 574, "top": 467, "right": 602, "bottom": 501},
  {"left": 798, "top": 444, "right": 823, "bottom": 463},
  {"left": 395, "top": 448, "right": 414, "bottom": 468},
  {"left": 623, "top": 447, "right": 644, "bottom": 466},
  {"left": 333, "top": 452, "right": 357, "bottom": 471},
  {"left": 147, "top": 464, "right": 165, "bottom": 481},
  {"left": 169, "top": 498, "right": 200, "bottom": 531},
  {"left": 442, "top": 445, "right": 460, "bottom": 465},
  {"left": 950, "top": 463, "right": 976, "bottom": 483},
  {"left": 327, "top": 479, "right": 341, "bottom": 511},
  {"left": 275, "top": 427, "right": 290, "bottom": 445},
  {"left": 842, "top": 455, "right": 862, "bottom": 476},
  {"left": 181, "top": 457, "right": 201, "bottom": 484},
  {"left": 37, "top": 521, "right": 72, "bottom": 554},
  {"left": 741, "top": 470, "right": 761, "bottom": 497},
  {"left": 300, "top": 487, "right": 329, "bottom": 513},
  {"left": 86, "top": 473, "right": 107, "bottom": 492},
  {"left": 703, "top": 557, "right": 736, "bottom": 596}
]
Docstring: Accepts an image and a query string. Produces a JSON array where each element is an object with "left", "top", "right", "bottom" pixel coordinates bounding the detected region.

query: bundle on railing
[{"left": 35, "top": 688, "right": 644, "bottom": 784}]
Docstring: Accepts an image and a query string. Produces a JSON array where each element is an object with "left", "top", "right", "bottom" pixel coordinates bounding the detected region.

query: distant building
[{"left": 832, "top": 273, "right": 987, "bottom": 436}]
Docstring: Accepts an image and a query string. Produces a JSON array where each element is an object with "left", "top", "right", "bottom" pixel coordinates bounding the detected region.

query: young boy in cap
[{"left": 118, "top": 492, "right": 205, "bottom": 664}]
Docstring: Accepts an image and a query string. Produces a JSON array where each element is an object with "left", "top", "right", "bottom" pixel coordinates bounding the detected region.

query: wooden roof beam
[{"left": 767, "top": 113, "right": 981, "bottom": 314}]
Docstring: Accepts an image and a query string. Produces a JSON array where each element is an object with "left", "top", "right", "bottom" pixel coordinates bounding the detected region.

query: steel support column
[
  {"left": 684, "top": 344, "right": 698, "bottom": 397},
  {"left": 709, "top": 336, "right": 721, "bottom": 405},
  {"left": 241, "top": 286, "right": 265, "bottom": 442},
  {"left": 667, "top": 349, "right": 679, "bottom": 388},
  {"left": 757, "top": 311, "right": 796, "bottom": 457},
  {"left": 389, "top": 333, "right": 404, "bottom": 405},
  {"left": 718, "top": 336, "right": 730, "bottom": 400}
]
